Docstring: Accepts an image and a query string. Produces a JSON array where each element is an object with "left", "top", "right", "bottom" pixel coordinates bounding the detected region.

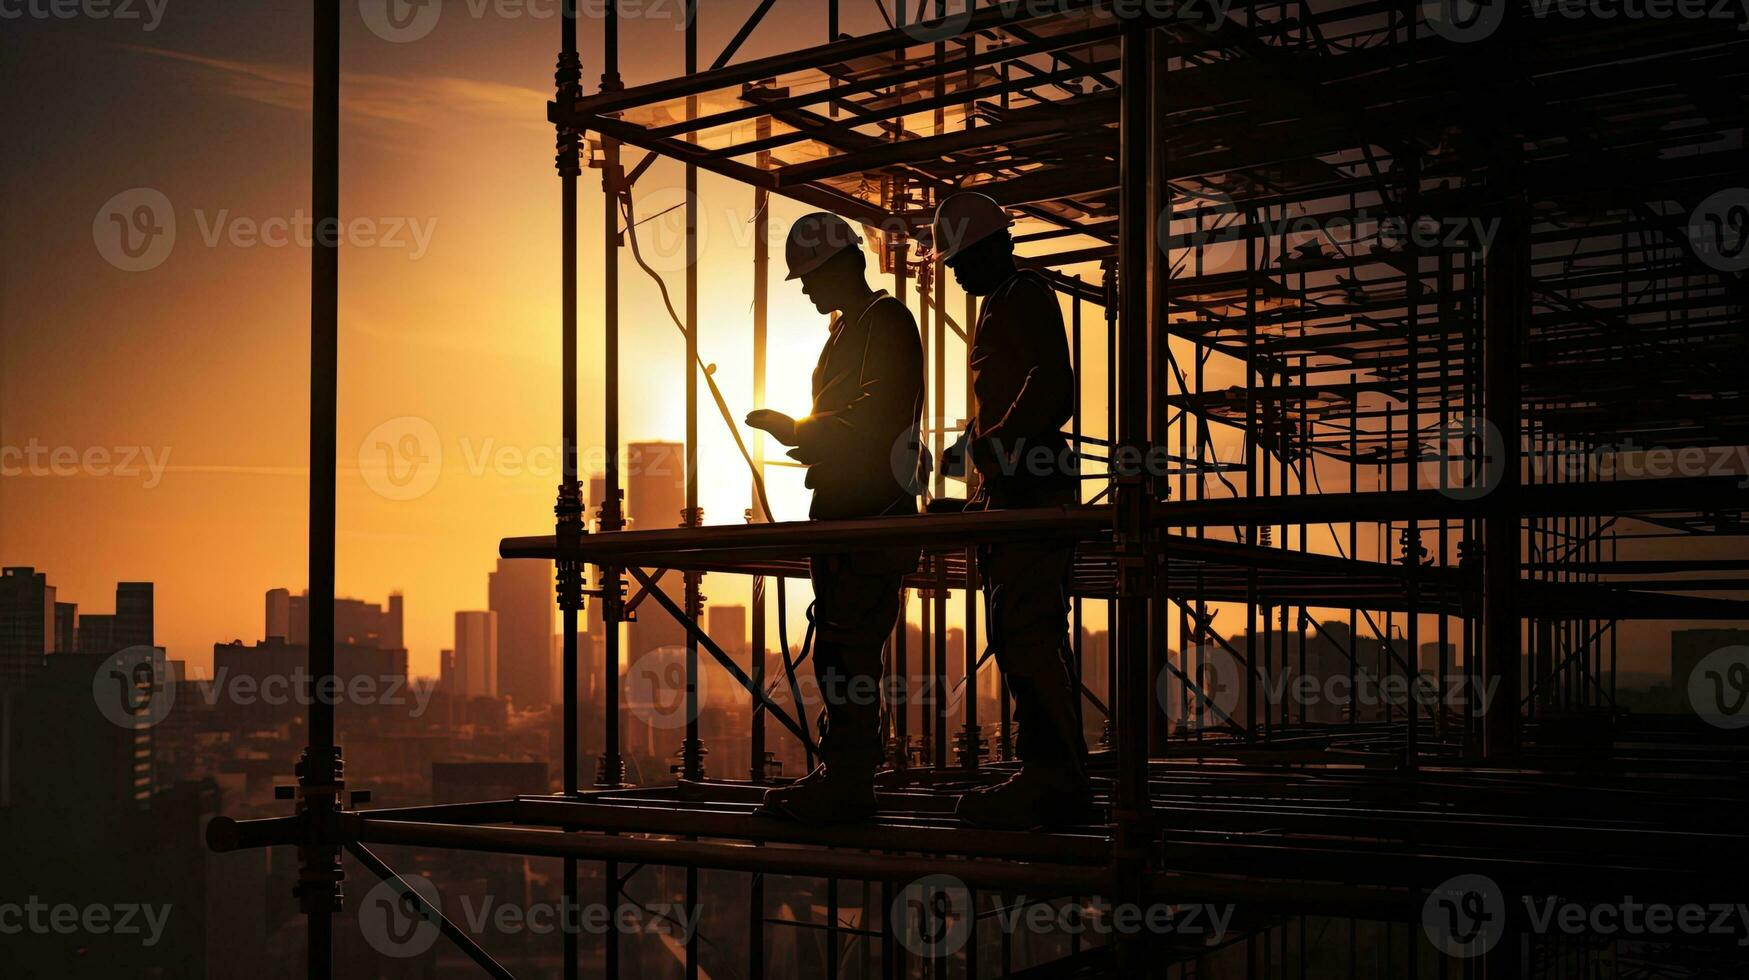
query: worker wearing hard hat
[
  {"left": 745, "top": 211, "right": 925, "bottom": 823},
  {"left": 934, "top": 191, "right": 1090, "bottom": 829}
]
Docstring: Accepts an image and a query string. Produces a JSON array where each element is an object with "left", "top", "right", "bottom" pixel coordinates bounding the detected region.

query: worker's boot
[
  {"left": 955, "top": 766, "right": 1093, "bottom": 830},
  {"left": 755, "top": 764, "right": 877, "bottom": 824}
]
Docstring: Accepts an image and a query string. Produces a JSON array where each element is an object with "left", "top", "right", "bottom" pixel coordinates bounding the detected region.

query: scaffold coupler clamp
[
  {"left": 289, "top": 745, "right": 345, "bottom": 916},
  {"left": 1111, "top": 463, "right": 1155, "bottom": 600},
  {"left": 556, "top": 479, "right": 587, "bottom": 615}
]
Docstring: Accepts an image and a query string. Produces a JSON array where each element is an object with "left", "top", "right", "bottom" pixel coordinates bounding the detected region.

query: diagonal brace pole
[
  {"left": 628, "top": 566, "right": 815, "bottom": 747},
  {"left": 344, "top": 842, "right": 515, "bottom": 980}
]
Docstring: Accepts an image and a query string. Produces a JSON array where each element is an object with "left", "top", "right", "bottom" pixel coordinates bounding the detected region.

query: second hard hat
[
  {"left": 785, "top": 212, "right": 863, "bottom": 281},
  {"left": 931, "top": 192, "right": 1013, "bottom": 263}
]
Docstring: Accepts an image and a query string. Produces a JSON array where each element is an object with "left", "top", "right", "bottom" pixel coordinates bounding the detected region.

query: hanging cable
[{"left": 620, "top": 194, "right": 776, "bottom": 524}]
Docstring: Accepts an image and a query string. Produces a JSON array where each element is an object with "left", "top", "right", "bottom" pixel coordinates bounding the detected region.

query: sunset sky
[
  {"left": 1, "top": 2, "right": 1006, "bottom": 678},
  {"left": 0, "top": 2, "right": 1726, "bottom": 680}
]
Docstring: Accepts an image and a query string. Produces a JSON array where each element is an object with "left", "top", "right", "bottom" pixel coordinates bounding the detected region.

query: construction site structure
[{"left": 210, "top": 2, "right": 1749, "bottom": 977}]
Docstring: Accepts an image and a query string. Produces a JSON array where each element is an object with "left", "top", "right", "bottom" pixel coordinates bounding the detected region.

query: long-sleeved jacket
[
  {"left": 790, "top": 292, "right": 926, "bottom": 521},
  {"left": 967, "top": 270, "right": 1076, "bottom": 503}
]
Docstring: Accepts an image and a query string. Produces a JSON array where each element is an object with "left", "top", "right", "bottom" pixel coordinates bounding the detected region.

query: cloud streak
[{"left": 120, "top": 45, "right": 548, "bottom": 134}]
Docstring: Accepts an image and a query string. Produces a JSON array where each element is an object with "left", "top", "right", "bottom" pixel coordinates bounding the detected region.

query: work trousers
[
  {"left": 976, "top": 486, "right": 1087, "bottom": 778},
  {"left": 807, "top": 550, "right": 911, "bottom": 773}
]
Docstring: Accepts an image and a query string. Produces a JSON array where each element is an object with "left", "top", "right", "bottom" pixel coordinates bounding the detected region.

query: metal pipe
[
  {"left": 1482, "top": 137, "right": 1526, "bottom": 759},
  {"left": 302, "top": 4, "right": 341, "bottom": 975},
  {"left": 354, "top": 819, "right": 1114, "bottom": 893},
  {"left": 597, "top": 4, "right": 624, "bottom": 977},
  {"left": 682, "top": 0, "right": 704, "bottom": 794},
  {"left": 1113, "top": 22, "right": 1154, "bottom": 827}
]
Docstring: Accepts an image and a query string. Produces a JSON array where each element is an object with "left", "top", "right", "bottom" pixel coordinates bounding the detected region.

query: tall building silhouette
[
  {"left": 2, "top": 650, "right": 157, "bottom": 812},
  {"left": 585, "top": 474, "right": 610, "bottom": 703},
  {"left": 263, "top": 588, "right": 403, "bottom": 650},
  {"left": 115, "top": 582, "right": 154, "bottom": 648},
  {"left": 0, "top": 567, "right": 55, "bottom": 684},
  {"left": 706, "top": 605, "right": 746, "bottom": 661},
  {"left": 265, "top": 587, "right": 292, "bottom": 641},
  {"left": 489, "top": 558, "right": 554, "bottom": 707},
  {"left": 453, "top": 610, "right": 499, "bottom": 699},
  {"left": 77, "top": 614, "right": 115, "bottom": 654},
  {"left": 626, "top": 442, "right": 688, "bottom": 663},
  {"left": 53, "top": 601, "right": 77, "bottom": 655}
]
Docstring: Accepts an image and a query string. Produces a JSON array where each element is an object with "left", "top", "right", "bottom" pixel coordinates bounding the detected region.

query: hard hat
[
  {"left": 930, "top": 192, "right": 1013, "bottom": 263},
  {"left": 785, "top": 212, "right": 863, "bottom": 281}
]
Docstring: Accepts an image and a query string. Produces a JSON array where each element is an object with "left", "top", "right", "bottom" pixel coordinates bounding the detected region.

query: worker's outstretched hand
[{"left": 745, "top": 409, "right": 799, "bottom": 446}]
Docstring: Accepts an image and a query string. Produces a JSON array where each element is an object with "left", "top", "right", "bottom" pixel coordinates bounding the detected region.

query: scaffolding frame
[{"left": 210, "top": 2, "right": 1749, "bottom": 977}]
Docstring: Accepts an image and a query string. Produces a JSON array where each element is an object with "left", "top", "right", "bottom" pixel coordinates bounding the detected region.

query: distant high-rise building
[
  {"left": 115, "top": 582, "right": 153, "bottom": 649},
  {"left": 66, "top": 580, "right": 157, "bottom": 657},
  {"left": 265, "top": 587, "right": 292, "bottom": 640},
  {"left": 53, "top": 601, "right": 77, "bottom": 655},
  {"left": 627, "top": 442, "right": 686, "bottom": 532},
  {"left": 490, "top": 558, "right": 555, "bottom": 707},
  {"left": 211, "top": 638, "right": 408, "bottom": 728},
  {"left": 1, "top": 650, "right": 157, "bottom": 812},
  {"left": 1419, "top": 640, "right": 1458, "bottom": 677},
  {"left": 627, "top": 443, "right": 689, "bottom": 664},
  {"left": 585, "top": 474, "right": 611, "bottom": 701},
  {"left": 454, "top": 611, "right": 499, "bottom": 699},
  {"left": 265, "top": 589, "right": 404, "bottom": 650},
  {"left": 707, "top": 605, "right": 747, "bottom": 661},
  {"left": 77, "top": 614, "right": 116, "bottom": 655},
  {"left": 0, "top": 567, "right": 55, "bottom": 684}
]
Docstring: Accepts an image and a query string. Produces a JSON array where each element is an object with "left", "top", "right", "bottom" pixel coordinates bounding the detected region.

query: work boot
[
  {"left": 955, "top": 766, "right": 1093, "bottom": 830},
  {"left": 754, "top": 765, "right": 877, "bottom": 824}
]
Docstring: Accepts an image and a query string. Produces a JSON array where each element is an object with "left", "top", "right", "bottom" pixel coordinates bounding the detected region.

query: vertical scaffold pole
[
  {"left": 553, "top": 2, "right": 584, "bottom": 978},
  {"left": 1114, "top": 18, "right": 1156, "bottom": 865},
  {"left": 751, "top": 104, "right": 771, "bottom": 784},
  {"left": 681, "top": 0, "right": 705, "bottom": 790},
  {"left": 301, "top": 4, "right": 342, "bottom": 978},
  {"left": 681, "top": 12, "right": 704, "bottom": 980},
  {"left": 597, "top": 4, "right": 626, "bottom": 979},
  {"left": 1482, "top": 136, "right": 1526, "bottom": 761}
]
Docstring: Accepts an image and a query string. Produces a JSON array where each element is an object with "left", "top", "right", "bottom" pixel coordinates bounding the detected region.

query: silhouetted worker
[
  {"left": 745, "top": 212, "right": 925, "bottom": 823},
  {"left": 934, "top": 191, "right": 1090, "bottom": 828}
]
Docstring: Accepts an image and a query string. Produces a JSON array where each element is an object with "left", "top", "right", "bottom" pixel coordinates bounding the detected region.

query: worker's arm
[
  {"left": 977, "top": 275, "right": 1074, "bottom": 448},
  {"left": 791, "top": 307, "right": 923, "bottom": 454}
]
